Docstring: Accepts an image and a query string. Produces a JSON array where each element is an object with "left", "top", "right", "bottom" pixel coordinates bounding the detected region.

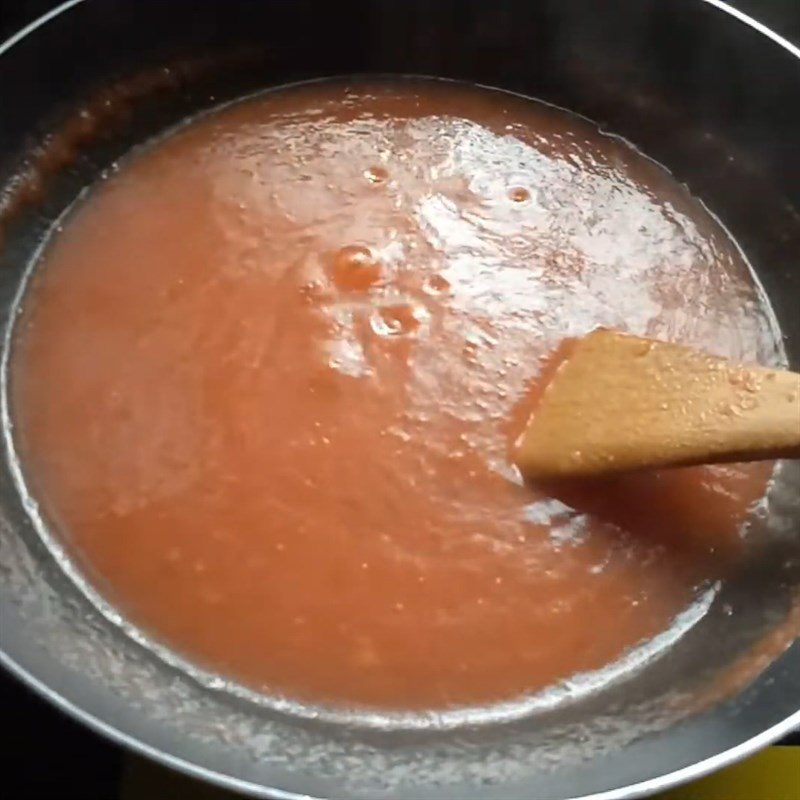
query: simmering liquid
[{"left": 12, "top": 80, "right": 780, "bottom": 710}]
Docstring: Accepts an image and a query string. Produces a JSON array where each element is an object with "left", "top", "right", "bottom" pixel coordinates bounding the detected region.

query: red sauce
[{"left": 12, "top": 80, "right": 779, "bottom": 710}]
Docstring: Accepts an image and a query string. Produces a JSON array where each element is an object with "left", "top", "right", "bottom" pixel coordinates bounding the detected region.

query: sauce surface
[{"left": 12, "top": 80, "right": 780, "bottom": 710}]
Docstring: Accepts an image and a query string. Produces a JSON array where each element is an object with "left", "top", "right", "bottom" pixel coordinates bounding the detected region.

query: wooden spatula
[{"left": 516, "top": 329, "right": 800, "bottom": 480}]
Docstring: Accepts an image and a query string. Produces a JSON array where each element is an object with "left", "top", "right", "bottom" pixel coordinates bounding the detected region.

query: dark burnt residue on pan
[{"left": 0, "top": 47, "right": 265, "bottom": 247}]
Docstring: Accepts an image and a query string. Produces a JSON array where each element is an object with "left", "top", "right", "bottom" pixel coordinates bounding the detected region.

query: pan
[{"left": 0, "top": 1, "right": 798, "bottom": 798}]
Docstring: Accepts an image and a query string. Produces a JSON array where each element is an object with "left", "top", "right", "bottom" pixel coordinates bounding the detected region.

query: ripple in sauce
[{"left": 12, "top": 80, "right": 781, "bottom": 711}]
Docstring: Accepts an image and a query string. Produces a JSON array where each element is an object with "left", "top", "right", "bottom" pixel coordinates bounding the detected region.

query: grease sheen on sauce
[{"left": 13, "top": 81, "right": 779, "bottom": 710}]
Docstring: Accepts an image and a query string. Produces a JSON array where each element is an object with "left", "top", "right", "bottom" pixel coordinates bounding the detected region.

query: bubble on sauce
[
  {"left": 423, "top": 273, "right": 451, "bottom": 295},
  {"left": 370, "top": 301, "right": 428, "bottom": 338},
  {"left": 298, "top": 278, "right": 326, "bottom": 304},
  {"left": 508, "top": 185, "right": 531, "bottom": 203},
  {"left": 364, "top": 165, "right": 389, "bottom": 184},
  {"left": 328, "top": 244, "right": 383, "bottom": 292},
  {"left": 461, "top": 330, "right": 497, "bottom": 364}
]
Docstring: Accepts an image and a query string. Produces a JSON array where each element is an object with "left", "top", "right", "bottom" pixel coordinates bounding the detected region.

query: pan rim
[{"left": 0, "top": 1, "right": 797, "bottom": 799}]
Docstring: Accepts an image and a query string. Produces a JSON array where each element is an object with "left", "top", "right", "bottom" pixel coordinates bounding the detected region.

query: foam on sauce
[{"left": 11, "top": 80, "right": 781, "bottom": 711}]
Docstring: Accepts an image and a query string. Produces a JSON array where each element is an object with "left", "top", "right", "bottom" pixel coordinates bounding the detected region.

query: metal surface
[{"left": 0, "top": 2, "right": 798, "bottom": 798}]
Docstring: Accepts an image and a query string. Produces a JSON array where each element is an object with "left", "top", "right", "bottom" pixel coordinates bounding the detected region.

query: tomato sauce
[{"left": 11, "top": 80, "right": 779, "bottom": 710}]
